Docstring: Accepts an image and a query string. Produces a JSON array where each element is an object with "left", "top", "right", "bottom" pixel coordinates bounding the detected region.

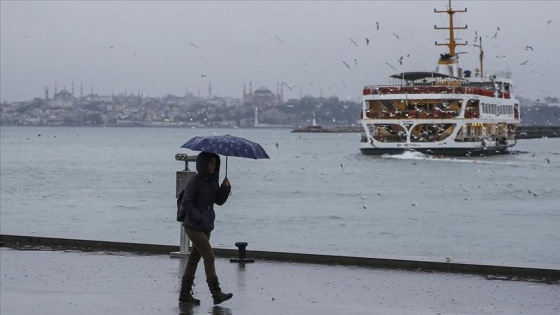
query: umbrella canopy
[{"left": 180, "top": 134, "right": 269, "bottom": 176}]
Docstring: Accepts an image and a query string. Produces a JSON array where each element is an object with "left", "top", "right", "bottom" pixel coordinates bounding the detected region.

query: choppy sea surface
[{"left": 1, "top": 126, "right": 559, "bottom": 267}]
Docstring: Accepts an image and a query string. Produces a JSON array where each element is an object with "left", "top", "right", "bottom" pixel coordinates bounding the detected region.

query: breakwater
[
  {"left": 2, "top": 234, "right": 559, "bottom": 283},
  {"left": 515, "top": 125, "right": 560, "bottom": 139}
]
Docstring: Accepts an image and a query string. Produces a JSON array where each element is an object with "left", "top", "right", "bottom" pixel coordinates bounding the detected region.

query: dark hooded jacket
[{"left": 181, "top": 152, "right": 231, "bottom": 232}]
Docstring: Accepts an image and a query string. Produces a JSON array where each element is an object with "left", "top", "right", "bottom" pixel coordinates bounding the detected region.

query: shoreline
[{"left": 2, "top": 124, "right": 560, "bottom": 139}]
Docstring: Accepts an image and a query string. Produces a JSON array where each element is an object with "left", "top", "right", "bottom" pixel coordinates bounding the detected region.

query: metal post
[
  {"left": 170, "top": 154, "right": 197, "bottom": 258},
  {"left": 230, "top": 241, "right": 255, "bottom": 263}
]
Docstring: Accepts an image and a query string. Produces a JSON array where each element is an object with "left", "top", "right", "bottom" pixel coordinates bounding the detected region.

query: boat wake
[
  {"left": 382, "top": 151, "right": 519, "bottom": 165},
  {"left": 382, "top": 151, "right": 429, "bottom": 160}
]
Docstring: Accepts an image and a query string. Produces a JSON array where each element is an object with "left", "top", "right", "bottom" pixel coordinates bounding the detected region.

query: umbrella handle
[{"left": 225, "top": 156, "right": 228, "bottom": 178}]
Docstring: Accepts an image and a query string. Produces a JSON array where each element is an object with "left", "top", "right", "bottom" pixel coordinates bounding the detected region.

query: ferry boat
[{"left": 359, "top": 0, "right": 520, "bottom": 156}]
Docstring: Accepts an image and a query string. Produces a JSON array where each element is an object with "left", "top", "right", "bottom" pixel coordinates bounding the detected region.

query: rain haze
[{"left": 1, "top": 0, "right": 559, "bottom": 103}]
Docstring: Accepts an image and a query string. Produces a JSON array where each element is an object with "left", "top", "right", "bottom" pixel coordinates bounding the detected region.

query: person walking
[{"left": 178, "top": 151, "right": 233, "bottom": 305}]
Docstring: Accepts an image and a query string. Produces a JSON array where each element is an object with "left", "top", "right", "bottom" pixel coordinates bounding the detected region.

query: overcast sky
[{"left": 1, "top": 1, "right": 558, "bottom": 103}]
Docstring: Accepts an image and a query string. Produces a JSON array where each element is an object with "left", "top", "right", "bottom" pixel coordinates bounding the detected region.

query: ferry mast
[{"left": 434, "top": 0, "right": 467, "bottom": 77}]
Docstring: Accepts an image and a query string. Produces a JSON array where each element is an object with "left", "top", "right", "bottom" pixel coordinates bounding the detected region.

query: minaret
[
  {"left": 243, "top": 83, "right": 246, "bottom": 99},
  {"left": 208, "top": 82, "right": 212, "bottom": 98},
  {"left": 249, "top": 82, "right": 252, "bottom": 95},
  {"left": 254, "top": 107, "right": 259, "bottom": 127},
  {"left": 55, "top": 81, "right": 58, "bottom": 95},
  {"left": 45, "top": 86, "right": 49, "bottom": 100},
  {"left": 80, "top": 82, "right": 83, "bottom": 99},
  {"left": 71, "top": 81, "right": 74, "bottom": 97}
]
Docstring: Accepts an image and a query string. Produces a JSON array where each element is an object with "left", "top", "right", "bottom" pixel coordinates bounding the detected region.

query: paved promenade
[{"left": 2, "top": 246, "right": 559, "bottom": 315}]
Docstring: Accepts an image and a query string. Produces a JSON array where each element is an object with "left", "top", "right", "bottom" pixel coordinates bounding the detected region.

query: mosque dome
[{"left": 254, "top": 86, "right": 272, "bottom": 94}]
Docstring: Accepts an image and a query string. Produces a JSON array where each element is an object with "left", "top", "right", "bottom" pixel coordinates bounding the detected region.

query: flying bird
[
  {"left": 350, "top": 37, "right": 358, "bottom": 46},
  {"left": 109, "top": 45, "right": 114, "bottom": 49},
  {"left": 354, "top": 58, "right": 358, "bottom": 65},
  {"left": 398, "top": 56, "right": 403, "bottom": 65},
  {"left": 546, "top": 20, "right": 553, "bottom": 27},
  {"left": 365, "top": 38, "right": 370, "bottom": 46},
  {"left": 392, "top": 33, "right": 400, "bottom": 39},
  {"left": 189, "top": 41, "right": 197, "bottom": 48},
  {"left": 281, "top": 81, "right": 293, "bottom": 91},
  {"left": 342, "top": 61, "right": 350, "bottom": 69},
  {"left": 385, "top": 62, "right": 397, "bottom": 71},
  {"left": 274, "top": 35, "right": 285, "bottom": 44},
  {"left": 524, "top": 45, "right": 534, "bottom": 51},
  {"left": 519, "top": 60, "right": 529, "bottom": 65},
  {"left": 376, "top": 21, "right": 380, "bottom": 30}
]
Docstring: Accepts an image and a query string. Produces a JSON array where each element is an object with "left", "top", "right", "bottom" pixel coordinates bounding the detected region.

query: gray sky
[{"left": 1, "top": 1, "right": 559, "bottom": 102}]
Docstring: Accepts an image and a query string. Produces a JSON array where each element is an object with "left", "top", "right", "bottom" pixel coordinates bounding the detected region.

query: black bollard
[{"left": 230, "top": 241, "right": 254, "bottom": 263}]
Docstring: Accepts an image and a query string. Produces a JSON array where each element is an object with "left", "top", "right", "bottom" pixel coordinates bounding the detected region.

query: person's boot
[
  {"left": 179, "top": 276, "right": 200, "bottom": 305},
  {"left": 206, "top": 276, "right": 233, "bottom": 305}
]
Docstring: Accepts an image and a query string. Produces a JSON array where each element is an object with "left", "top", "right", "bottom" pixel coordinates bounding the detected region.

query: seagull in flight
[
  {"left": 342, "top": 61, "right": 350, "bottom": 69},
  {"left": 524, "top": 45, "right": 534, "bottom": 51},
  {"left": 392, "top": 32, "right": 400, "bottom": 39},
  {"left": 519, "top": 60, "right": 529, "bottom": 65},
  {"left": 274, "top": 35, "right": 285, "bottom": 44},
  {"left": 365, "top": 38, "right": 370, "bottom": 46},
  {"left": 189, "top": 41, "right": 197, "bottom": 48},
  {"left": 376, "top": 21, "right": 380, "bottom": 30},
  {"left": 385, "top": 62, "right": 397, "bottom": 71},
  {"left": 281, "top": 81, "right": 293, "bottom": 91},
  {"left": 350, "top": 37, "right": 358, "bottom": 46}
]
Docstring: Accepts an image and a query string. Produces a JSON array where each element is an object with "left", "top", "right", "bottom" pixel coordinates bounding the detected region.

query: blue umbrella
[{"left": 181, "top": 134, "right": 270, "bottom": 176}]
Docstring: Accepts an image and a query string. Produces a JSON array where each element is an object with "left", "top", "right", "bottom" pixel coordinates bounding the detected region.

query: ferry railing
[
  {"left": 362, "top": 85, "right": 497, "bottom": 98},
  {"left": 365, "top": 109, "right": 463, "bottom": 119}
]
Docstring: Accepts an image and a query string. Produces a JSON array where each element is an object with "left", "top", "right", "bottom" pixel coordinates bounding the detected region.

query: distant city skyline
[{"left": 2, "top": 1, "right": 559, "bottom": 102}]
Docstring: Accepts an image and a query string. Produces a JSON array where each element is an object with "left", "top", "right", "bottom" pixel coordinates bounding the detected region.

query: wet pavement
[{"left": 1, "top": 247, "right": 559, "bottom": 315}]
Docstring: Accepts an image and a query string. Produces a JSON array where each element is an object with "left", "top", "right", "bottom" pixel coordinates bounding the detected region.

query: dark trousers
[{"left": 183, "top": 228, "right": 216, "bottom": 280}]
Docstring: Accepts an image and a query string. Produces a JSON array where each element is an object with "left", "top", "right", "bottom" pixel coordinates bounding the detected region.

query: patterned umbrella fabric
[{"left": 181, "top": 135, "right": 269, "bottom": 176}]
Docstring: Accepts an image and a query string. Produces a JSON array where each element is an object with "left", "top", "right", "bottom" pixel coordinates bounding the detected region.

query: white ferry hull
[{"left": 359, "top": 142, "right": 512, "bottom": 156}]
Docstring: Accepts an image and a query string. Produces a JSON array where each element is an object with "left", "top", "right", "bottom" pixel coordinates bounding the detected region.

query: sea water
[{"left": 1, "top": 126, "right": 559, "bottom": 267}]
